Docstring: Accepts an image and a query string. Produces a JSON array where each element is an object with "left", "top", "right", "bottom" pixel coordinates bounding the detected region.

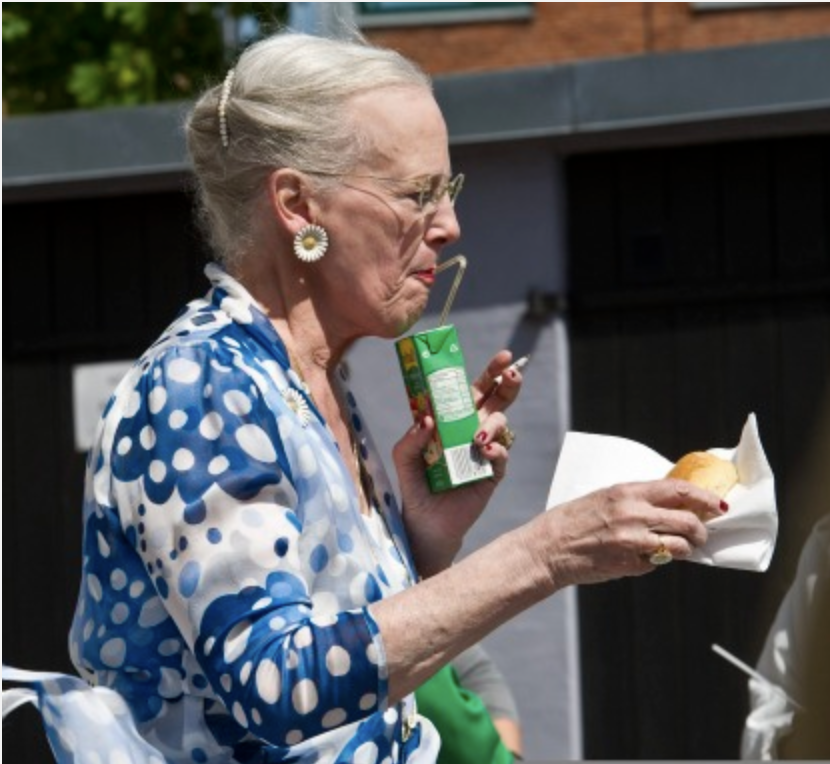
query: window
[
  {"left": 356, "top": 2, "right": 532, "bottom": 28},
  {"left": 691, "top": 2, "right": 826, "bottom": 10}
]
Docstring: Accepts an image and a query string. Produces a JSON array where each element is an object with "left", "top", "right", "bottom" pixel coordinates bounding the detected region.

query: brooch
[{"left": 282, "top": 387, "right": 313, "bottom": 427}]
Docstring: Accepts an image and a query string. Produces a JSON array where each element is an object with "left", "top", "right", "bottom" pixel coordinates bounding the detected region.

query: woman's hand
[
  {"left": 527, "top": 478, "right": 726, "bottom": 589},
  {"left": 393, "top": 351, "right": 523, "bottom": 577},
  {"left": 470, "top": 349, "right": 523, "bottom": 416}
]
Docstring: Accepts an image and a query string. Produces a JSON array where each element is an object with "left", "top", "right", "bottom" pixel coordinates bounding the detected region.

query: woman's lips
[{"left": 411, "top": 266, "right": 436, "bottom": 286}]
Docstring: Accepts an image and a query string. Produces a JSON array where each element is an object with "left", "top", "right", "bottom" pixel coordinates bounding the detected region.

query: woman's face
[{"left": 313, "top": 87, "right": 461, "bottom": 340}]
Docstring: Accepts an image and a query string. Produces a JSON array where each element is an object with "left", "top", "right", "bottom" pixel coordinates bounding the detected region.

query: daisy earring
[{"left": 293, "top": 224, "right": 329, "bottom": 263}]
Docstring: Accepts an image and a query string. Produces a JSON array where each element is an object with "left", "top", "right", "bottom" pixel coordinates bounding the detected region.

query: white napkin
[{"left": 547, "top": 413, "right": 777, "bottom": 571}]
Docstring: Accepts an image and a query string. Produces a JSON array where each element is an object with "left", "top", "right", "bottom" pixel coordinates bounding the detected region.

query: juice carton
[{"left": 396, "top": 325, "right": 493, "bottom": 492}]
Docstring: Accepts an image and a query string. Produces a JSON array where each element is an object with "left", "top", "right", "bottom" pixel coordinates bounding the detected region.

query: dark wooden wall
[
  {"left": 3, "top": 191, "right": 209, "bottom": 761},
  {"left": 567, "top": 135, "right": 830, "bottom": 758}
]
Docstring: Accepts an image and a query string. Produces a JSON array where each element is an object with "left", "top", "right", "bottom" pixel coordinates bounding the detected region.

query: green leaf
[
  {"left": 2, "top": 2, "right": 288, "bottom": 114},
  {"left": 104, "top": 2, "right": 150, "bottom": 33},
  {"left": 67, "top": 61, "right": 107, "bottom": 108},
  {"left": 2, "top": 10, "right": 31, "bottom": 43}
]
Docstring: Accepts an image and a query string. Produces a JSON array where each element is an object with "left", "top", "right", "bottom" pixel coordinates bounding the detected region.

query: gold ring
[
  {"left": 648, "top": 544, "right": 673, "bottom": 566},
  {"left": 495, "top": 426, "right": 516, "bottom": 450}
]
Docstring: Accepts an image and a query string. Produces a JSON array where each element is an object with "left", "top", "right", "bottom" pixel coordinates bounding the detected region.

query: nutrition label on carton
[{"left": 427, "top": 367, "right": 475, "bottom": 423}]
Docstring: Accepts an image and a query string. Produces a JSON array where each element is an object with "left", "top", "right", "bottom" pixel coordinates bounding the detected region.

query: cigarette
[{"left": 491, "top": 355, "right": 531, "bottom": 389}]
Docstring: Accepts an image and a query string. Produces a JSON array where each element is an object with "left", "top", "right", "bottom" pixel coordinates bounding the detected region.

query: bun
[{"left": 666, "top": 451, "right": 738, "bottom": 498}]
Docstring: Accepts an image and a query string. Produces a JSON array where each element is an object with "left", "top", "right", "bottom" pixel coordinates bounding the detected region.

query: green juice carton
[{"left": 395, "top": 325, "right": 493, "bottom": 492}]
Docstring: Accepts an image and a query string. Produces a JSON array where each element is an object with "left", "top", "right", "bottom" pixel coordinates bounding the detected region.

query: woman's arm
[{"left": 373, "top": 476, "right": 721, "bottom": 704}]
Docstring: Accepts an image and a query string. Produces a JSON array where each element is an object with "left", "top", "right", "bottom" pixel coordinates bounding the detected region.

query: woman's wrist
[
  {"left": 407, "top": 533, "right": 461, "bottom": 579},
  {"left": 400, "top": 500, "right": 465, "bottom": 578},
  {"left": 515, "top": 513, "right": 562, "bottom": 597}
]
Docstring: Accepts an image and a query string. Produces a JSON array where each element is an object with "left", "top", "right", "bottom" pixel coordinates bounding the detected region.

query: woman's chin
[
  {"left": 370, "top": 312, "right": 424, "bottom": 341},
  {"left": 361, "top": 293, "right": 430, "bottom": 340},
  {"left": 395, "top": 303, "right": 430, "bottom": 337}
]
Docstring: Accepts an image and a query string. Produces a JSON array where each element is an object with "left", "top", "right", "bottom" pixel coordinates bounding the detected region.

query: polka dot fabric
[{"left": 11, "top": 265, "right": 434, "bottom": 763}]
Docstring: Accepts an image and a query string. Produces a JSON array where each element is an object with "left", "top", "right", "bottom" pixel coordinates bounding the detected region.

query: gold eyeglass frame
[{"left": 305, "top": 170, "right": 464, "bottom": 213}]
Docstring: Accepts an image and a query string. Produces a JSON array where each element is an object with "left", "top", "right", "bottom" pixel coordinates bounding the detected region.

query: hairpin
[{"left": 218, "top": 68, "right": 235, "bottom": 148}]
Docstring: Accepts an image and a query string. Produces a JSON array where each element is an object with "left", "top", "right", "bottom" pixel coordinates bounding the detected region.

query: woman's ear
[{"left": 266, "top": 168, "right": 317, "bottom": 235}]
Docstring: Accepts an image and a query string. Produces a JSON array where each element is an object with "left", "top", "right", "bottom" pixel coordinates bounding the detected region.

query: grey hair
[{"left": 185, "top": 31, "right": 432, "bottom": 269}]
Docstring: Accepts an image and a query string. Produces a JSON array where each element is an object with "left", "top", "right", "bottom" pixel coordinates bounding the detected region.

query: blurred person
[
  {"left": 742, "top": 384, "right": 830, "bottom": 759},
  {"left": 452, "top": 644, "right": 523, "bottom": 759},
  {"left": 3, "top": 31, "right": 725, "bottom": 764},
  {"left": 741, "top": 513, "right": 829, "bottom": 759},
  {"left": 416, "top": 643, "right": 523, "bottom": 763}
]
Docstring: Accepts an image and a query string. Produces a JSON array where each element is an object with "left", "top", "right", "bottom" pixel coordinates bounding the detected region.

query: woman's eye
[{"left": 401, "top": 189, "right": 426, "bottom": 209}]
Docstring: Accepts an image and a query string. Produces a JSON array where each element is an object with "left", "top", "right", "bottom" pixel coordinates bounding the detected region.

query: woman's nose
[{"left": 426, "top": 196, "right": 461, "bottom": 247}]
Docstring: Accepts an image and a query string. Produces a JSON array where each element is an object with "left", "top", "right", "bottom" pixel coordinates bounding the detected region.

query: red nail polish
[
  {"left": 476, "top": 432, "right": 487, "bottom": 443},
  {"left": 720, "top": 500, "right": 729, "bottom": 512}
]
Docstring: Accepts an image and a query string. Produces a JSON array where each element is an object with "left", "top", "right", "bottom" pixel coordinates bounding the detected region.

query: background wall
[
  {"left": 3, "top": 193, "right": 208, "bottom": 762},
  {"left": 366, "top": 1, "right": 830, "bottom": 74},
  {"left": 567, "top": 134, "right": 830, "bottom": 758}
]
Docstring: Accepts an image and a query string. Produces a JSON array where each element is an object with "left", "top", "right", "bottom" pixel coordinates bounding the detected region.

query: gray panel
[
  {"left": 3, "top": 102, "right": 190, "bottom": 196},
  {"left": 435, "top": 66, "right": 574, "bottom": 144},
  {"left": 574, "top": 36, "right": 830, "bottom": 132},
  {"left": 344, "top": 144, "right": 574, "bottom": 760},
  {"left": 347, "top": 306, "right": 579, "bottom": 762}
]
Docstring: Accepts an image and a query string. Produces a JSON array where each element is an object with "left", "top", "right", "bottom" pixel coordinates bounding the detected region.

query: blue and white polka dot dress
[{"left": 31, "top": 265, "right": 439, "bottom": 763}]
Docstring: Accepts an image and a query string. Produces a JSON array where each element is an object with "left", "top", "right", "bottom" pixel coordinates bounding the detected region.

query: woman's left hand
[{"left": 393, "top": 350, "right": 523, "bottom": 577}]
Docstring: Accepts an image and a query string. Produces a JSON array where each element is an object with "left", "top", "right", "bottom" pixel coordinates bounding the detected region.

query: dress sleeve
[{"left": 107, "top": 343, "right": 388, "bottom": 746}]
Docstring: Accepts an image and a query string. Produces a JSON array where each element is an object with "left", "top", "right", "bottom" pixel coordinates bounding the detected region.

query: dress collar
[{"left": 204, "top": 263, "right": 290, "bottom": 370}]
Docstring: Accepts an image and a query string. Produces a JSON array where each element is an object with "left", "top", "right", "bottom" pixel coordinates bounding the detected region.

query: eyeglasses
[{"left": 306, "top": 171, "right": 464, "bottom": 214}]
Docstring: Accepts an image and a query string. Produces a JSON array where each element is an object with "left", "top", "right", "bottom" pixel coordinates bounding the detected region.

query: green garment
[{"left": 415, "top": 664, "right": 515, "bottom": 764}]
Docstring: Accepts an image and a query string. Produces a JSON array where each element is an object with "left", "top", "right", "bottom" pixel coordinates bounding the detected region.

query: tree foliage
[{"left": 2, "top": 3, "right": 287, "bottom": 115}]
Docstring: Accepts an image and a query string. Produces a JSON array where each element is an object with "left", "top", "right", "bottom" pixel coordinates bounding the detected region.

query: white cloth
[
  {"left": 740, "top": 514, "right": 830, "bottom": 759},
  {"left": 2, "top": 666, "right": 167, "bottom": 763}
]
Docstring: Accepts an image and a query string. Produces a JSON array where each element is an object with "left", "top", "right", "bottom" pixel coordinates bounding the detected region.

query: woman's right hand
[{"left": 527, "top": 477, "right": 726, "bottom": 589}]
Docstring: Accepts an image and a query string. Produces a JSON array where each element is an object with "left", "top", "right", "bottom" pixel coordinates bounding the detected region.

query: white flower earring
[{"left": 293, "top": 224, "right": 329, "bottom": 263}]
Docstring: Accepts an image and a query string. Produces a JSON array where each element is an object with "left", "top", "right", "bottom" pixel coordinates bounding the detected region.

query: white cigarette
[
  {"left": 711, "top": 643, "right": 804, "bottom": 710},
  {"left": 492, "top": 355, "right": 530, "bottom": 388}
]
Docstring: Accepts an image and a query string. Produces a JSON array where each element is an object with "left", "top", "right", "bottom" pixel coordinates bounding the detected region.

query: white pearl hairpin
[{"left": 218, "top": 68, "right": 235, "bottom": 148}]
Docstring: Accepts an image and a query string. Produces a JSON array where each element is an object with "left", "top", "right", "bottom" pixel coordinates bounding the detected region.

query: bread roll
[{"left": 666, "top": 451, "right": 738, "bottom": 498}]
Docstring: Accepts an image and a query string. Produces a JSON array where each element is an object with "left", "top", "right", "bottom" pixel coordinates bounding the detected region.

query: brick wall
[{"left": 364, "top": 2, "right": 830, "bottom": 74}]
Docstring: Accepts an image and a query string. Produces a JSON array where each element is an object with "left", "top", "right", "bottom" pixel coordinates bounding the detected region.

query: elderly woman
[{"left": 10, "top": 32, "right": 723, "bottom": 764}]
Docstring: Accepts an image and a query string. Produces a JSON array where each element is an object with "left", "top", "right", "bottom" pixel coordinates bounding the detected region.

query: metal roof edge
[{"left": 4, "top": 36, "right": 829, "bottom": 197}]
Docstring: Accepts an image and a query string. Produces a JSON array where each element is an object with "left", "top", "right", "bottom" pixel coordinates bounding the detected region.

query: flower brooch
[{"left": 282, "top": 387, "right": 313, "bottom": 427}]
